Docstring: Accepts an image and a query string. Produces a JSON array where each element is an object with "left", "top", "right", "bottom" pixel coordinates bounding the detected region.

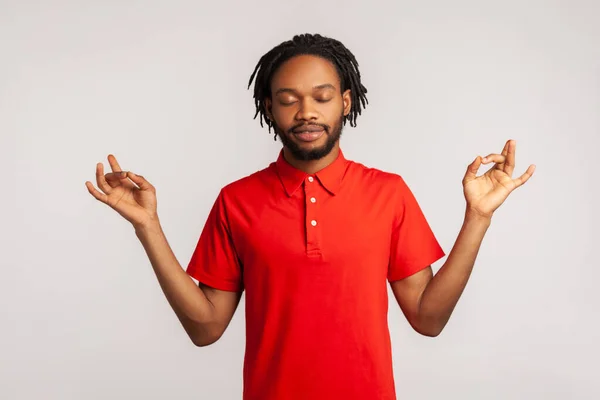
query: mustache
[{"left": 289, "top": 123, "right": 329, "bottom": 134}]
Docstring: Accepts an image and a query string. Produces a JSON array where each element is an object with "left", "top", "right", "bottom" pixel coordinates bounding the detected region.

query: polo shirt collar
[{"left": 275, "top": 149, "right": 348, "bottom": 197}]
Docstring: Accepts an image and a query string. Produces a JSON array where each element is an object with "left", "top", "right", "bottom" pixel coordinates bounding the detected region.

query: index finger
[{"left": 107, "top": 154, "right": 136, "bottom": 188}]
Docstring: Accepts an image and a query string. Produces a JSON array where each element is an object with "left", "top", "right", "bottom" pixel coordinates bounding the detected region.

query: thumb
[
  {"left": 126, "top": 171, "right": 154, "bottom": 191},
  {"left": 463, "top": 156, "right": 482, "bottom": 184}
]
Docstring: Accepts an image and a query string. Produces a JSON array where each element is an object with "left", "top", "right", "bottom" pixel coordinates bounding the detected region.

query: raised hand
[
  {"left": 85, "top": 154, "right": 159, "bottom": 229},
  {"left": 462, "top": 140, "right": 536, "bottom": 219}
]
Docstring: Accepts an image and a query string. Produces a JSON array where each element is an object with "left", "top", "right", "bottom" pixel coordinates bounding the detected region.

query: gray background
[{"left": 1, "top": 0, "right": 599, "bottom": 399}]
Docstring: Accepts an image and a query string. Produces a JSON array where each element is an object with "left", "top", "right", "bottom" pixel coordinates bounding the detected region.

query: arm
[
  {"left": 135, "top": 220, "right": 242, "bottom": 346},
  {"left": 392, "top": 139, "right": 535, "bottom": 337},
  {"left": 85, "top": 156, "right": 241, "bottom": 346},
  {"left": 391, "top": 211, "right": 490, "bottom": 337}
]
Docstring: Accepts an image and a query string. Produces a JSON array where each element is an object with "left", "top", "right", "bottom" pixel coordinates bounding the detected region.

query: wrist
[
  {"left": 134, "top": 216, "right": 162, "bottom": 236},
  {"left": 464, "top": 208, "right": 492, "bottom": 225}
]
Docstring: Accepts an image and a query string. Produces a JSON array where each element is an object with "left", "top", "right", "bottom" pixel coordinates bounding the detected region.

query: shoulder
[
  {"left": 346, "top": 159, "right": 409, "bottom": 192},
  {"left": 344, "top": 159, "right": 422, "bottom": 212},
  {"left": 218, "top": 162, "right": 278, "bottom": 202}
]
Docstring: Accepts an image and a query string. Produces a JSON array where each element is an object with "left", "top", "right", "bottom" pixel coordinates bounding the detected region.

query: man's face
[{"left": 266, "top": 55, "right": 352, "bottom": 161}]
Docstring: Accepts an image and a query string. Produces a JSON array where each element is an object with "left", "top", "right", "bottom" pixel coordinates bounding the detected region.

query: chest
[{"left": 230, "top": 185, "right": 395, "bottom": 285}]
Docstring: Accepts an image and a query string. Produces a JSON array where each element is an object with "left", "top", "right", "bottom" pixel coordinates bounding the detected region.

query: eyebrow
[{"left": 274, "top": 83, "right": 337, "bottom": 96}]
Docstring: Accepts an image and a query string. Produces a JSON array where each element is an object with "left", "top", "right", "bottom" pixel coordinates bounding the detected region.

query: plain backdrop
[{"left": 1, "top": 0, "right": 599, "bottom": 399}]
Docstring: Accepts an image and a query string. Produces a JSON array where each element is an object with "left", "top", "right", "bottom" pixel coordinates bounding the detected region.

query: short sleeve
[
  {"left": 185, "top": 189, "right": 243, "bottom": 292},
  {"left": 388, "top": 176, "right": 445, "bottom": 282}
]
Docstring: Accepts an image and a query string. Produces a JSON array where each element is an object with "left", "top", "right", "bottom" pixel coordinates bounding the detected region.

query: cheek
[
  {"left": 272, "top": 107, "right": 307, "bottom": 131},
  {"left": 326, "top": 97, "right": 345, "bottom": 113},
  {"left": 324, "top": 101, "right": 345, "bottom": 122},
  {"left": 271, "top": 105, "right": 293, "bottom": 124}
]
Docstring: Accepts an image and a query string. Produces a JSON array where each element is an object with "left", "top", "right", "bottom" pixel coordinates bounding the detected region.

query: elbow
[
  {"left": 412, "top": 317, "right": 446, "bottom": 338},
  {"left": 186, "top": 321, "right": 224, "bottom": 347},
  {"left": 190, "top": 330, "right": 222, "bottom": 347},
  {"left": 416, "top": 327, "right": 443, "bottom": 337},
  {"left": 192, "top": 336, "right": 218, "bottom": 347}
]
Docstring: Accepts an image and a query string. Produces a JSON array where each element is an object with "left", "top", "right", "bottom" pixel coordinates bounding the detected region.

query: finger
[
  {"left": 95, "top": 163, "right": 113, "bottom": 194},
  {"left": 481, "top": 154, "right": 506, "bottom": 168},
  {"left": 107, "top": 154, "right": 122, "bottom": 172},
  {"left": 85, "top": 181, "right": 109, "bottom": 204},
  {"left": 504, "top": 140, "right": 516, "bottom": 177},
  {"left": 126, "top": 171, "right": 155, "bottom": 192},
  {"left": 104, "top": 170, "right": 129, "bottom": 188},
  {"left": 107, "top": 154, "right": 136, "bottom": 189},
  {"left": 463, "top": 155, "right": 483, "bottom": 183},
  {"left": 512, "top": 164, "right": 536, "bottom": 189},
  {"left": 493, "top": 141, "right": 510, "bottom": 171},
  {"left": 104, "top": 171, "right": 128, "bottom": 181}
]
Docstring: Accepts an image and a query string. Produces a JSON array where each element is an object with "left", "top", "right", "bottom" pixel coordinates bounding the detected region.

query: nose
[{"left": 294, "top": 98, "right": 319, "bottom": 121}]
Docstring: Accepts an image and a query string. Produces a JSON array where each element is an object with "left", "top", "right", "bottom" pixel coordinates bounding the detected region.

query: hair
[{"left": 247, "top": 33, "right": 369, "bottom": 140}]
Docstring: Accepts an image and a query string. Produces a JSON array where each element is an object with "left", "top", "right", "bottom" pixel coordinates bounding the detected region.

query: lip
[
  {"left": 292, "top": 125, "right": 325, "bottom": 133},
  {"left": 293, "top": 129, "right": 325, "bottom": 142}
]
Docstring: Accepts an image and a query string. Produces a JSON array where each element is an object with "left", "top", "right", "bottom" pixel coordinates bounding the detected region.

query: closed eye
[{"left": 279, "top": 98, "right": 331, "bottom": 106}]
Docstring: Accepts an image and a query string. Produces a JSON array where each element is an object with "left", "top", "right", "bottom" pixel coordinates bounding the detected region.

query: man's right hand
[
  {"left": 85, "top": 154, "right": 159, "bottom": 229},
  {"left": 85, "top": 154, "right": 242, "bottom": 346}
]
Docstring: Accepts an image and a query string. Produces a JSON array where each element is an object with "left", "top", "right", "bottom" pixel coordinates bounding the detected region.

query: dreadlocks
[{"left": 247, "top": 33, "right": 369, "bottom": 140}]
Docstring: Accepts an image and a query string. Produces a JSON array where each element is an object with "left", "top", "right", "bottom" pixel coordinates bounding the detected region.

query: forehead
[{"left": 270, "top": 55, "right": 340, "bottom": 92}]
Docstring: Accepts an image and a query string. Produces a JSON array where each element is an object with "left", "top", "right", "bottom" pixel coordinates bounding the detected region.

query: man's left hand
[{"left": 462, "top": 139, "right": 536, "bottom": 219}]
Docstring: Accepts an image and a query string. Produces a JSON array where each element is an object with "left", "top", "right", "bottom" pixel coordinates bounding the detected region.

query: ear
[
  {"left": 342, "top": 89, "right": 352, "bottom": 116},
  {"left": 264, "top": 97, "right": 274, "bottom": 121}
]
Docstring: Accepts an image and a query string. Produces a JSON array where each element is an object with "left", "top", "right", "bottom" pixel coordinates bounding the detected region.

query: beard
[{"left": 274, "top": 114, "right": 345, "bottom": 161}]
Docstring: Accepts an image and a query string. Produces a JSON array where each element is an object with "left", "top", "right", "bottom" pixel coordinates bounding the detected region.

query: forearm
[
  {"left": 134, "top": 220, "right": 217, "bottom": 345},
  {"left": 417, "top": 210, "right": 491, "bottom": 335}
]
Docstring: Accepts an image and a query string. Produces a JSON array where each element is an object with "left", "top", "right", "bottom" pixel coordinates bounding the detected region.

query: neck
[{"left": 282, "top": 144, "right": 340, "bottom": 174}]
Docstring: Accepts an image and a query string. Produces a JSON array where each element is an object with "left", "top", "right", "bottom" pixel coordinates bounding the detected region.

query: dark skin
[
  {"left": 264, "top": 55, "right": 352, "bottom": 174},
  {"left": 88, "top": 54, "right": 534, "bottom": 344}
]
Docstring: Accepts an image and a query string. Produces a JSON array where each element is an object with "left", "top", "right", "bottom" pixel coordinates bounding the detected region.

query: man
[{"left": 86, "top": 33, "right": 535, "bottom": 400}]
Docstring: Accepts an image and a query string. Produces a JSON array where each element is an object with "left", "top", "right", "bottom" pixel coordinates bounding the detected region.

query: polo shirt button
[
  {"left": 311, "top": 220, "right": 317, "bottom": 226},
  {"left": 310, "top": 197, "right": 316, "bottom": 203},
  {"left": 308, "top": 176, "right": 314, "bottom": 182}
]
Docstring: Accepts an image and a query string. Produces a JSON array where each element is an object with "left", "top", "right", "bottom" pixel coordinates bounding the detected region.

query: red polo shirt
[{"left": 186, "top": 149, "right": 445, "bottom": 400}]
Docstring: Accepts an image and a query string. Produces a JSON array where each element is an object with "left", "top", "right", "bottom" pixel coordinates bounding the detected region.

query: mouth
[
  {"left": 293, "top": 130, "right": 325, "bottom": 142},
  {"left": 291, "top": 125, "right": 326, "bottom": 142}
]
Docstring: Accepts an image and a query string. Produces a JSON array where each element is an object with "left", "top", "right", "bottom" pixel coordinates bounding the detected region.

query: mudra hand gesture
[
  {"left": 463, "top": 140, "right": 536, "bottom": 219},
  {"left": 85, "top": 154, "right": 159, "bottom": 229}
]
